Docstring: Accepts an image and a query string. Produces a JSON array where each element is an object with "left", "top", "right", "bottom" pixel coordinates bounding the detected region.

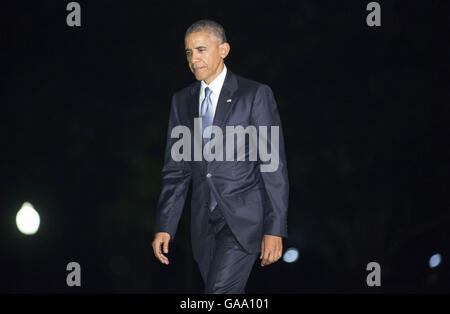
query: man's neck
[{"left": 204, "top": 63, "right": 224, "bottom": 85}]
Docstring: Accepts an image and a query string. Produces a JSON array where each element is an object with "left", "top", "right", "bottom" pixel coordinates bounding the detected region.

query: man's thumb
[{"left": 164, "top": 240, "right": 169, "bottom": 254}]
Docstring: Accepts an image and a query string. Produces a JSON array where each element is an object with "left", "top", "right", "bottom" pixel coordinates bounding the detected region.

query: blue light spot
[
  {"left": 429, "top": 253, "right": 442, "bottom": 268},
  {"left": 283, "top": 248, "right": 299, "bottom": 263}
]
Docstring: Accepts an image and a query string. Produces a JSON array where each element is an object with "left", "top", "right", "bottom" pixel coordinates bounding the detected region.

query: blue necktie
[{"left": 201, "top": 87, "right": 217, "bottom": 212}]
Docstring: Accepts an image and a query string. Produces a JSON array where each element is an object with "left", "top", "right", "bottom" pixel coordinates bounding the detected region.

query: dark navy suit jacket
[{"left": 154, "top": 68, "right": 289, "bottom": 262}]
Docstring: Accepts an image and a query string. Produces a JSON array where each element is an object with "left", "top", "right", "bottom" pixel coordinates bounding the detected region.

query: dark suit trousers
[{"left": 197, "top": 205, "right": 259, "bottom": 294}]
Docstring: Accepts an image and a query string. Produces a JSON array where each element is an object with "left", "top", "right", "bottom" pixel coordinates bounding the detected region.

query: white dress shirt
[{"left": 198, "top": 64, "right": 227, "bottom": 118}]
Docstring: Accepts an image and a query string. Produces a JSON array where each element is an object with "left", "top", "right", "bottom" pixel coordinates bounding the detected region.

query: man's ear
[{"left": 219, "top": 42, "right": 230, "bottom": 59}]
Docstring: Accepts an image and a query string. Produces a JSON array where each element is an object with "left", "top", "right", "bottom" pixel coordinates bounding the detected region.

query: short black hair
[{"left": 185, "top": 19, "right": 227, "bottom": 43}]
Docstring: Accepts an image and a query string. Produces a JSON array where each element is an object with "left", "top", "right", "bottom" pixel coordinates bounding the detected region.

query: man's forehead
[{"left": 185, "top": 31, "right": 218, "bottom": 47}]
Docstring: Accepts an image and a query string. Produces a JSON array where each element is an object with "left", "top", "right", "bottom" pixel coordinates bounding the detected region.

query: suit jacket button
[{"left": 206, "top": 173, "right": 212, "bottom": 178}]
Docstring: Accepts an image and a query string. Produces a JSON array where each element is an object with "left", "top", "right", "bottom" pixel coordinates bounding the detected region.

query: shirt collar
[{"left": 201, "top": 64, "right": 227, "bottom": 97}]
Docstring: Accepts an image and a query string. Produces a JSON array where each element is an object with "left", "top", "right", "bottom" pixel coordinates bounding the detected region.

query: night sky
[{"left": 1, "top": 0, "right": 448, "bottom": 293}]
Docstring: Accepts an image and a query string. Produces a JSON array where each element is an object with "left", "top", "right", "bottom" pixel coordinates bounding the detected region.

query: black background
[{"left": 1, "top": 0, "right": 449, "bottom": 293}]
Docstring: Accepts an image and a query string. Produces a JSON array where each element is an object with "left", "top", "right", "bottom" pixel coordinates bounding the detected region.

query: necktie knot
[{"left": 205, "top": 86, "right": 212, "bottom": 99}]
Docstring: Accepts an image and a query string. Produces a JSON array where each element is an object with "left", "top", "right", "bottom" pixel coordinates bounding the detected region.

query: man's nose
[{"left": 191, "top": 51, "right": 201, "bottom": 63}]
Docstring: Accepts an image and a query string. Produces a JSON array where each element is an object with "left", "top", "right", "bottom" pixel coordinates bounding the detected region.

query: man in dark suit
[{"left": 152, "top": 19, "right": 289, "bottom": 293}]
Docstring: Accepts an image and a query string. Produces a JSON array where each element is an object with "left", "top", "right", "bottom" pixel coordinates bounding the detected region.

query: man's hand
[
  {"left": 152, "top": 232, "right": 171, "bottom": 265},
  {"left": 260, "top": 235, "right": 283, "bottom": 267}
]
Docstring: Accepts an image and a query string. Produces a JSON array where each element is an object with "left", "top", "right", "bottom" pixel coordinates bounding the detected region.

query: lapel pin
[{"left": 226, "top": 99, "right": 232, "bottom": 102}]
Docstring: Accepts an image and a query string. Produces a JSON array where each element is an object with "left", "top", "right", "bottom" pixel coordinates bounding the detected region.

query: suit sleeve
[
  {"left": 251, "top": 84, "right": 289, "bottom": 238},
  {"left": 154, "top": 94, "right": 192, "bottom": 242}
]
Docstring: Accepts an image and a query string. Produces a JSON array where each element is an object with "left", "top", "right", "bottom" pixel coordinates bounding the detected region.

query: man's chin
[{"left": 194, "top": 74, "right": 204, "bottom": 81}]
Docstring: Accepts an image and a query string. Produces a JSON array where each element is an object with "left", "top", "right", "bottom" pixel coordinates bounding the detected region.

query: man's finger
[
  {"left": 264, "top": 247, "right": 282, "bottom": 266},
  {"left": 152, "top": 239, "right": 169, "bottom": 265},
  {"left": 158, "top": 249, "right": 169, "bottom": 265},
  {"left": 159, "top": 241, "right": 169, "bottom": 264},
  {"left": 159, "top": 252, "right": 169, "bottom": 264},
  {"left": 266, "top": 251, "right": 274, "bottom": 265},
  {"left": 152, "top": 240, "right": 161, "bottom": 257},
  {"left": 262, "top": 250, "right": 271, "bottom": 266},
  {"left": 269, "top": 252, "right": 277, "bottom": 264}
]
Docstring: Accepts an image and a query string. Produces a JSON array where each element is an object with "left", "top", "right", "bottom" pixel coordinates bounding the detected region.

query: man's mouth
[{"left": 194, "top": 66, "right": 206, "bottom": 72}]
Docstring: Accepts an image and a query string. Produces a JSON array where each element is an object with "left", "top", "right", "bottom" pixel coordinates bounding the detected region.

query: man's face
[{"left": 185, "top": 30, "right": 230, "bottom": 84}]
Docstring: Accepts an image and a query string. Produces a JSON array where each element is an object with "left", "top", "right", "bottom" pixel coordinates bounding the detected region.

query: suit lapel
[
  {"left": 189, "top": 80, "right": 201, "bottom": 124},
  {"left": 212, "top": 69, "right": 239, "bottom": 129}
]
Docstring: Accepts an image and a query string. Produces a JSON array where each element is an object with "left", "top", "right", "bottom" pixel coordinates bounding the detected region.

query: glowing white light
[
  {"left": 16, "top": 202, "right": 40, "bottom": 235},
  {"left": 429, "top": 253, "right": 442, "bottom": 269},
  {"left": 283, "top": 247, "right": 299, "bottom": 263}
]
